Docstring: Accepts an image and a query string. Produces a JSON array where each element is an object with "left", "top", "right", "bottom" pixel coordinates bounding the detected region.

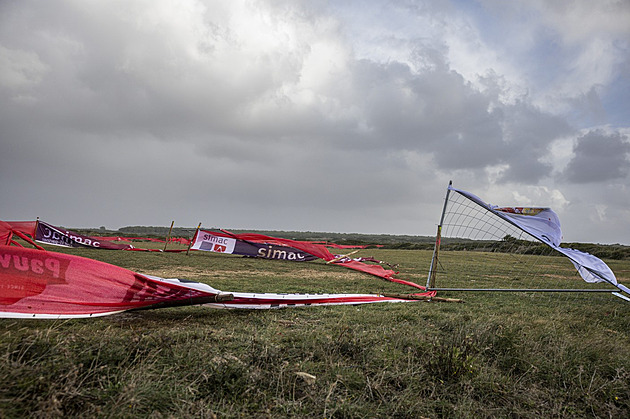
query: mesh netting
[{"left": 429, "top": 188, "right": 615, "bottom": 294}]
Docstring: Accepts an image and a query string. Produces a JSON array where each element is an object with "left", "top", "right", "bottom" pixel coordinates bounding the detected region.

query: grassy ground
[{"left": 1, "top": 245, "right": 629, "bottom": 418}]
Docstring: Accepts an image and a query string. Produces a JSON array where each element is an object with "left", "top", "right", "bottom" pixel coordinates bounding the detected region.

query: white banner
[
  {"left": 450, "top": 185, "right": 619, "bottom": 287},
  {"left": 191, "top": 232, "right": 237, "bottom": 254}
]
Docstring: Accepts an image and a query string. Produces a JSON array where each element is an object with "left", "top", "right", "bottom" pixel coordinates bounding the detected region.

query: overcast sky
[{"left": 1, "top": 0, "right": 629, "bottom": 244}]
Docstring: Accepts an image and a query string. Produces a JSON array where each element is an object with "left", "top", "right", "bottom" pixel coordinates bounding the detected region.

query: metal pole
[
  {"left": 427, "top": 287, "right": 616, "bottom": 293},
  {"left": 426, "top": 180, "right": 452, "bottom": 289}
]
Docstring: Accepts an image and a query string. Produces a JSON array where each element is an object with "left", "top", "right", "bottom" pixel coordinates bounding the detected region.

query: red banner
[
  {"left": 196, "top": 230, "right": 427, "bottom": 291},
  {"left": 0, "top": 246, "right": 216, "bottom": 318},
  {"left": 191, "top": 230, "right": 318, "bottom": 261},
  {"left": 35, "top": 221, "right": 135, "bottom": 250},
  {"left": 0, "top": 221, "right": 43, "bottom": 249}
]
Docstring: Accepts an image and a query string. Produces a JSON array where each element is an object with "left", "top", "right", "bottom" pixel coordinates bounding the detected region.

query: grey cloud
[
  {"left": 0, "top": 2, "right": 311, "bottom": 141},
  {"left": 498, "top": 100, "right": 574, "bottom": 182},
  {"left": 0, "top": 0, "right": 574, "bottom": 185},
  {"left": 339, "top": 60, "right": 573, "bottom": 183},
  {"left": 562, "top": 130, "right": 630, "bottom": 183},
  {"left": 349, "top": 59, "right": 505, "bottom": 156},
  {"left": 1, "top": 1, "right": 629, "bottom": 243}
]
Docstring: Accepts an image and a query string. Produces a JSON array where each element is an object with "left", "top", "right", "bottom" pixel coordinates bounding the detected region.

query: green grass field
[{"left": 1, "top": 244, "right": 629, "bottom": 418}]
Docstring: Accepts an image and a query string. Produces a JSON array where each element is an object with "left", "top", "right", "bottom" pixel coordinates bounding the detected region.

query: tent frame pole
[
  {"left": 163, "top": 220, "right": 175, "bottom": 252},
  {"left": 426, "top": 181, "right": 452, "bottom": 289},
  {"left": 427, "top": 287, "right": 616, "bottom": 293},
  {"left": 186, "top": 223, "right": 202, "bottom": 256}
]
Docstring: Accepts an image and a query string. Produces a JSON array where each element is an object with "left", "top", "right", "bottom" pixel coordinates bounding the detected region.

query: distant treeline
[
  {"left": 439, "top": 235, "right": 630, "bottom": 260},
  {"left": 77, "top": 226, "right": 629, "bottom": 260}
]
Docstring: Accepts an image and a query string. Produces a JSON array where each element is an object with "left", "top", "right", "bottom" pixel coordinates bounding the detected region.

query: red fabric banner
[
  {"left": 0, "top": 221, "right": 43, "bottom": 249},
  {"left": 0, "top": 221, "right": 13, "bottom": 247},
  {"left": 200, "top": 230, "right": 427, "bottom": 291},
  {"left": 216, "top": 230, "right": 336, "bottom": 261},
  {"left": 4, "top": 221, "right": 37, "bottom": 238},
  {"left": 91, "top": 236, "right": 191, "bottom": 245},
  {"left": 1, "top": 220, "right": 191, "bottom": 251},
  {"left": 0, "top": 246, "right": 216, "bottom": 318}
]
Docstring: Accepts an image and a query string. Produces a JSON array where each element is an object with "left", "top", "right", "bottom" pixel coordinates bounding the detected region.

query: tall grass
[{"left": 1, "top": 245, "right": 629, "bottom": 418}]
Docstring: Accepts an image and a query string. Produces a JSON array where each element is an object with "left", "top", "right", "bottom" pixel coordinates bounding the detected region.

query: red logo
[{"left": 213, "top": 244, "right": 227, "bottom": 253}]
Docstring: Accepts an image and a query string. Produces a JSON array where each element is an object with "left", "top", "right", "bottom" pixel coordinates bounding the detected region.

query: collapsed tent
[
  {"left": 191, "top": 229, "right": 318, "bottom": 261},
  {"left": 191, "top": 229, "right": 426, "bottom": 290},
  {"left": 2, "top": 220, "right": 426, "bottom": 292},
  {"left": 2, "top": 220, "right": 370, "bottom": 253},
  {"left": 0, "top": 246, "right": 435, "bottom": 319},
  {"left": 0, "top": 220, "right": 191, "bottom": 252}
]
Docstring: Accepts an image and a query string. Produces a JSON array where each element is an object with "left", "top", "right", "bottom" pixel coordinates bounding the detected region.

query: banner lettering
[{"left": 36, "top": 222, "right": 134, "bottom": 250}]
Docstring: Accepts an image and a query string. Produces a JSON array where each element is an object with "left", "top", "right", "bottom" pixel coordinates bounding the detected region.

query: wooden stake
[
  {"left": 428, "top": 225, "right": 442, "bottom": 289},
  {"left": 186, "top": 223, "right": 202, "bottom": 256},
  {"left": 429, "top": 296, "right": 464, "bottom": 303},
  {"left": 163, "top": 220, "right": 175, "bottom": 252},
  {"left": 426, "top": 181, "right": 452, "bottom": 289},
  {"left": 382, "top": 293, "right": 463, "bottom": 303}
]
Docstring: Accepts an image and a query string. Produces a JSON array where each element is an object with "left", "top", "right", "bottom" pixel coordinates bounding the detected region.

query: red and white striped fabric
[{"left": 0, "top": 246, "right": 435, "bottom": 319}]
